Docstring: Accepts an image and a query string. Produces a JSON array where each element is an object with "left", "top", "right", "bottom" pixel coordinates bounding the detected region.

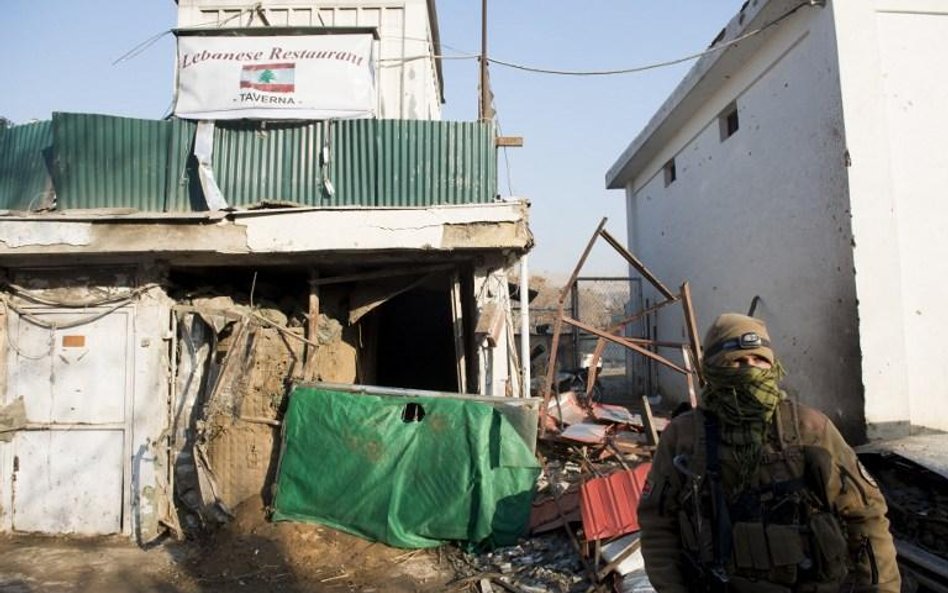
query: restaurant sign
[{"left": 174, "top": 32, "right": 376, "bottom": 120}]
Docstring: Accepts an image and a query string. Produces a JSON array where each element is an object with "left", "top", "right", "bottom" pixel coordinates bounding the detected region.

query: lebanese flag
[{"left": 240, "top": 63, "right": 296, "bottom": 93}]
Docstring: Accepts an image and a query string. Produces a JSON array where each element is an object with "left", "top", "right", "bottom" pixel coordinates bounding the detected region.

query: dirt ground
[{"left": 0, "top": 498, "right": 459, "bottom": 593}]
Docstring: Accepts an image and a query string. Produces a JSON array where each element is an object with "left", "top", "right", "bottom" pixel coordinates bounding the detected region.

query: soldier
[{"left": 638, "top": 313, "right": 900, "bottom": 592}]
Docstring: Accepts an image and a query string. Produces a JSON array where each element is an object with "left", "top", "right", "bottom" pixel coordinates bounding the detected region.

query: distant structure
[{"left": 606, "top": 0, "right": 948, "bottom": 442}]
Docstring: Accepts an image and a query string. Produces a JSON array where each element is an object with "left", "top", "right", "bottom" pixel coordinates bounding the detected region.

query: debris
[
  {"left": 560, "top": 423, "right": 608, "bottom": 445},
  {"left": 529, "top": 486, "right": 581, "bottom": 535},
  {"left": 598, "top": 534, "right": 643, "bottom": 578},
  {"left": 579, "top": 464, "right": 651, "bottom": 541},
  {"left": 589, "top": 404, "right": 640, "bottom": 425}
]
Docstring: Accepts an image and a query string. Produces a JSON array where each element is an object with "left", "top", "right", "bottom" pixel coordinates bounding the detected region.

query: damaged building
[{"left": 0, "top": 0, "right": 535, "bottom": 544}]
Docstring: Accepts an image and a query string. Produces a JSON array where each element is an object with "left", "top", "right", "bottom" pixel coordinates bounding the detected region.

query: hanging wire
[
  {"left": 382, "top": 1, "right": 813, "bottom": 77},
  {"left": 5, "top": 325, "right": 54, "bottom": 360},
  {"left": 495, "top": 117, "right": 516, "bottom": 197},
  {"left": 2, "top": 282, "right": 157, "bottom": 308},
  {"left": 112, "top": 4, "right": 260, "bottom": 66},
  {"left": 488, "top": 1, "right": 812, "bottom": 76}
]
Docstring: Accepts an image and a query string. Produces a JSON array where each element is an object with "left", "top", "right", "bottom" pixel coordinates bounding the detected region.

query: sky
[{"left": 1, "top": 0, "right": 744, "bottom": 276}]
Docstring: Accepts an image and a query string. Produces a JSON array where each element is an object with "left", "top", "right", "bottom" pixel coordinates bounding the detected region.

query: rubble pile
[{"left": 447, "top": 533, "right": 585, "bottom": 593}]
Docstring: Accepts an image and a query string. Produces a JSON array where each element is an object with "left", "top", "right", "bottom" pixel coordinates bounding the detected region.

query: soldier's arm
[
  {"left": 638, "top": 418, "right": 690, "bottom": 593},
  {"left": 821, "top": 418, "right": 901, "bottom": 593}
]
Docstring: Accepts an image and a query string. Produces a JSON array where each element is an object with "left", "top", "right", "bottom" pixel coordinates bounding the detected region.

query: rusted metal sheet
[
  {"left": 0, "top": 120, "right": 53, "bottom": 211},
  {"left": 579, "top": 463, "right": 651, "bottom": 541},
  {"left": 530, "top": 486, "right": 581, "bottom": 534}
]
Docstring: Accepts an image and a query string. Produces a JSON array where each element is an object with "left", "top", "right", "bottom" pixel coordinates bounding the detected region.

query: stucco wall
[
  {"left": 835, "top": 0, "right": 948, "bottom": 435},
  {"left": 624, "top": 7, "right": 867, "bottom": 439}
]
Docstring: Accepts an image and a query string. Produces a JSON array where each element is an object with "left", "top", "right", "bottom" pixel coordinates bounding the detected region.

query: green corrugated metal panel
[
  {"left": 52, "top": 113, "right": 195, "bottom": 211},
  {"left": 212, "top": 121, "right": 325, "bottom": 208},
  {"left": 0, "top": 121, "right": 54, "bottom": 211},
  {"left": 211, "top": 119, "right": 495, "bottom": 207},
  {"left": 376, "top": 120, "right": 496, "bottom": 206},
  {"left": 9, "top": 114, "right": 495, "bottom": 211},
  {"left": 330, "top": 119, "right": 377, "bottom": 206},
  {"left": 166, "top": 118, "right": 201, "bottom": 212}
]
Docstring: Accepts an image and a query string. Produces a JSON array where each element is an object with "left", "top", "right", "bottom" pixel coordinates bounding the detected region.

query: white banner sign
[{"left": 174, "top": 33, "right": 376, "bottom": 120}]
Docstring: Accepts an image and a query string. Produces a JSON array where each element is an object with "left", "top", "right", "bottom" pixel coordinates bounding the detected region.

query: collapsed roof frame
[{"left": 539, "top": 218, "right": 704, "bottom": 440}]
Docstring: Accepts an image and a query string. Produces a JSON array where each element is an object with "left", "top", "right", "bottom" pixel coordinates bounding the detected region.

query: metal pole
[
  {"left": 520, "top": 255, "right": 530, "bottom": 398},
  {"left": 480, "top": 0, "right": 488, "bottom": 121}
]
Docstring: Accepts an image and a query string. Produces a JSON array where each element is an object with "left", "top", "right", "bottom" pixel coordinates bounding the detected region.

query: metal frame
[{"left": 539, "top": 218, "right": 704, "bottom": 439}]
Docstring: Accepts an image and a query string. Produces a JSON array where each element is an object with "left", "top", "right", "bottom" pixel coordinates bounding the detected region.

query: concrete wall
[
  {"left": 623, "top": 6, "right": 868, "bottom": 439},
  {"left": 176, "top": 0, "right": 442, "bottom": 120},
  {"left": 834, "top": 0, "right": 948, "bottom": 436}
]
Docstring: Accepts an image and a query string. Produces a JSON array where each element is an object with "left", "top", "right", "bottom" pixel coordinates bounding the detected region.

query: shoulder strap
[{"left": 704, "top": 412, "right": 732, "bottom": 584}]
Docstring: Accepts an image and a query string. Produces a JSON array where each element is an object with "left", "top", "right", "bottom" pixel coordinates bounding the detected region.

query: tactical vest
[{"left": 674, "top": 400, "right": 852, "bottom": 593}]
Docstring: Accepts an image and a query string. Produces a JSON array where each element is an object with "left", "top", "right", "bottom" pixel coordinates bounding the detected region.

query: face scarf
[{"left": 701, "top": 362, "right": 786, "bottom": 492}]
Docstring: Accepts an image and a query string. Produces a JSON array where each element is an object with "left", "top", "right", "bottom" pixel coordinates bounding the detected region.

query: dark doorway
[{"left": 373, "top": 285, "right": 458, "bottom": 392}]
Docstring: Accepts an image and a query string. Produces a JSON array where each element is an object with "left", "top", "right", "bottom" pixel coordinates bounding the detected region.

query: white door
[{"left": 6, "top": 309, "right": 131, "bottom": 535}]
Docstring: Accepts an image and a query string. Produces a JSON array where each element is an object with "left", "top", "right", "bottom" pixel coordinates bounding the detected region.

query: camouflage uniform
[{"left": 638, "top": 314, "right": 900, "bottom": 592}]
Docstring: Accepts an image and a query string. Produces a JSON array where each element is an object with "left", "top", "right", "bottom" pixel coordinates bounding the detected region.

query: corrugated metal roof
[
  {"left": 580, "top": 463, "right": 651, "bottom": 541},
  {"left": 0, "top": 121, "right": 54, "bottom": 211},
  {"left": 0, "top": 113, "right": 497, "bottom": 212}
]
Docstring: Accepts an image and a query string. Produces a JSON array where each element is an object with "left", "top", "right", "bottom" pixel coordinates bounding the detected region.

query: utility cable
[
  {"left": 487, "top": 1, "right": 812, "bottom": 76},
  {"left": 382, "top": 1, "right": 813, "bottom": 77},
  {"left": 113, "top": 4, "right": 259, "bottom": 66},
  {"left": 2, "top": 282, "right": 158, "bottom": 308}
]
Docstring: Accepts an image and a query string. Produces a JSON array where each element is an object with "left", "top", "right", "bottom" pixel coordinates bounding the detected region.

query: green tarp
[{"left": 272, "top": 386, "right": 540, "bottom": 549}]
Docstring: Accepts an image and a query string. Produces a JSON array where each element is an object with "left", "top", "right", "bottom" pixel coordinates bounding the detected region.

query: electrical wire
[
  {"left": 495, "top": 117, "right": 516, "bottom": 197},
  {"left": 381, "top": 1, "right": 812, "bottom": 77},
  {"left": 112, "top": 4, "right": 260, "bottom": 66},
  {"left": 486, "top": 1, "right": 812, "bottom": 76},
  {"left": 2, "top": 282, "right": 158, "bottom": 308},
  {"left": 5, "top": 297, "right": 136, "bottom": 331}
]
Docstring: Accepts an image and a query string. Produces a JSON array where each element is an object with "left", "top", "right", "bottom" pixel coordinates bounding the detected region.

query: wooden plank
[
  {"left": 681, "top": 346, "right": 698, "bottom": 409},
  {"left": 303, "top": 270, "right": 320, "bottom": 381},
  {"left": 495, "top": 136, "right": 523, "bottom": 147},
  {"left": 641, "top": 395, "right": 659, "bottom": 447},
  {"left": 680, "top": 281, "right": 703, "bottom": 385}
]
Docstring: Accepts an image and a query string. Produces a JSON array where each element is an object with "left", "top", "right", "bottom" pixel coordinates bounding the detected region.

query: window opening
[
  {"left": 663, "top": 158, "right": 677, "bottom": 187},
  {"left": 720, "top": 103, "right": 740, "bottom": 140}
]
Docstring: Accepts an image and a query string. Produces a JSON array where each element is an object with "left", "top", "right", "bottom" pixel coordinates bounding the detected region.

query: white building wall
[
  {"left": 835, "top": 0, "right": 948, "bottom": 435},
  {"left": 625, "top": 7, "right": 867, "bottom": 437},
  {"left": 176, "top": 0, "right": 442, "bottom": 120}
]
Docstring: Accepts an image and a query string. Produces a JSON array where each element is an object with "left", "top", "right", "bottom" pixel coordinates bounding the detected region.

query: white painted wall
[
  {"left": 835, "top": 0, "right": 948, "bottom": 434},
  {"left": 176, "top": 0, "right": 443, "bottom": 120},
  {"left": 623, "top": 6, "right": 868, "bottom": 438},
  {"left": 0, "top": 273, "right": 172, "bottom": 541}
]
